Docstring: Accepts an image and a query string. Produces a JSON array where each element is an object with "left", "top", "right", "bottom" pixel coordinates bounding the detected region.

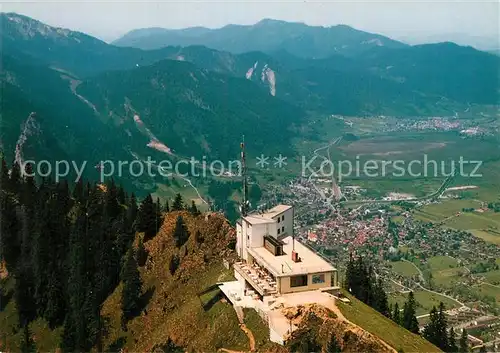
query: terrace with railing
[{"left": 234, "top": 261, "right": 278, "bottom": 296}]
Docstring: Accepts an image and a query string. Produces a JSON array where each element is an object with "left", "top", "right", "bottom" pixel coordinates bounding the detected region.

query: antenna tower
[{"left": 240, "top": 137, "right": 249, "bottom": 216}]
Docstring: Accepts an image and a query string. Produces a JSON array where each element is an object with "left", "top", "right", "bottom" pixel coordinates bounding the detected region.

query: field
[
  {"left": 340, "top": 138, "right": 447, "bottom": 157},
  {"left": 475, "top": 283, "right": 500, "bottom": 303},
  {"left": 390, "top": 261, "right": 420, "bottom": 277},
  {"left": 427, "top": 256, "right": 459, "bottom": 271},
  {"left": 414, "top": 200, "right": 482, "bottom": 222},
  {"left": 338, "top": 291, "right": 441, "bottom": 352},
  {"left": 482, "top": 270, "right": 500, "bottom": 285},
  {"left": 470, "top": 230, "right": 500, "bottom": 245},
  {"left": 470, "top": 229, "right": 500, "bottom": 245},
  {"left": 389, "top": 290, "right": 461, "bottom": 317},
  {"left": 391, "top": 216, "right": 405, "bottom": 224},
  {"left": 425, "top": 255, "right": 464, "bottom": 288},
  {"left": 414, "top": 200, "right": 500, "bottom": 245}
]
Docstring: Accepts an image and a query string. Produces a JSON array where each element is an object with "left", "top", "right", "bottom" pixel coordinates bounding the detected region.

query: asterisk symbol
[
  {"left": 274, "top": 154, "right": 287, "bottom": 168},
  {"left": 256, "top": 154, "right": 270, "bottom": 168}
]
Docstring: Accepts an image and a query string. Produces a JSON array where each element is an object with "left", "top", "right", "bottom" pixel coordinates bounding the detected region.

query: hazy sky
[{"left": 1, "top": 0, "right": 498, "bottom": 44}]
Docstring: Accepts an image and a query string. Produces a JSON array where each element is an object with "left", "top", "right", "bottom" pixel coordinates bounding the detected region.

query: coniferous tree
[
  {"left": 326, "top": 334, "right": 342, "bottom": 352},
  {"left": 343, "top": 254, "right": 389, "bottom": 316},
  {"left": 163, "top": 200, "right": 170, "bottom": 213},
  {"left": 65, "top": 208, "right": 91, "bottom": 351},
  {"left": 423, "top": 306, "right": 439, "bottom": 346},
  {"left": 173, "top": 216, "right": 189, "bottom": 248},
  {"left": 290, "top": 335, "right": 321, "bottom": 353},
  {"left": 137, "top": 194, "right": 154, "bottom": 230},
  {"left": 459, "top": 329, "right": 469, "bottom": 353},
  {"left": 38, "top": 181, "right": 71, "bottom": 328},
  {"left": 137, "top": 238, "right": 148, "bottom": 267},
  {"left": 402, "top": 292, "right": 420, "bottom": 334},
  {"left": 127, "top": 193, "right": 138, "bottom": 230},
  {"left": 61, "top": 315, "right": 76, "bottom": 353},
  {"left": 436, "top": 302, "right": 449, "bottom": 351},
  {"left": 448, "top": 327, "right": 458, "bottom": 353},
  {"left": 423, "top": 303, "right": 448, "bottom": 351},
  {"left": 20, "top": 324, "right": 36, "bottom": 353},
  {"left": 0, "top": 192, "right": 20, "bottom": 271},
  {"left": 72, "top": 178, "right": 84, "bottom": 204},
  {"left": 0, "top": 156, "right": 9, "bottom": 192},
  {"left": 94, "top": 192, "right": 117, "bottom": 304},
  {"left": 105, "top": 179, "right": 121, "bottom": 220},
  {"left": 121, "top": 248, "right": 142, "bottom": 324},
  {"left": 9, "top": 160, "right": 21, "bottom": 197},
  {"left": 117, "top": 193, "right": 138, "bottom": 256},
  {"left": 33, "top": 181, "right": 52, "bottom": 316},
  {"left": 392, "top": 302, "right": 401, "bottom": 325},
  {"left": 194, "top": 230, "right": 203, "bottom": 244},
  {"left": 82, "top": 287, "right": 100, "bottom": 349},
  {"left": 117, "top": 185, "right": 126, "bottom": 205},
  {"left": 364, "top": 264, "right": 375, "bottom": 306},
  {"left": 169, "top": 254, "right": 180, "bottom": 275},
  {"left": 21, "top": 163, "right": 36, "bottom": 209},
  {"left": 137, "top": 194, "right": 162, "bottom": 241},
  {"left": 14, "top": 165, "right": 37, "bottom": 327},
  {"left": 189, "top": 200, "right": 200, "bottom": 216},
  {"left": 373, "top": 277, "right": 390, "bottom": 317},
  {"left": 44, "top": 269, "right": 66, "bottom": 328},
  {"left": 14, "top": 208, "right": 37, "bottom": 327},
  {"left": 172, "top": 193, "right": 184, "bottom": 211},
  {"left": 343, "top": 253, "right": 355, "bottom": 290}
]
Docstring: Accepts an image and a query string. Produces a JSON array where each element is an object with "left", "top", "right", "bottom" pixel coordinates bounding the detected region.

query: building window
[
  {"left": 277, "top": 217, "right": 280, "bottom": 223},
  {"left": 290, "top": 275, "right": 308, "bottom": 287},
  {"left": 281, "top": 226, "right": 284, "bottom": 232},
  {"left": 312, "top": 274, "right": 325, "bottom": 284},
  {"left": 277, "top": 228, "right": 280, "bottom": 235},
  {"left": 282, "top": 215, "right": 285, "bottom": 221}
]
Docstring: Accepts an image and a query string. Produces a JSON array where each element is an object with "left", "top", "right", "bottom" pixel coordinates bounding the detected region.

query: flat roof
[
  {"left": 247, "top": 235, "right": 336, "bottom": 277},
  {"left": 261, "top": 204, "right": 293, "bottom": 218},
  {"left": 243, "top": 215, "right": 276, "bottom": 225},
  {"left": 243, "top": 204, "right": 293, "bottom": 225}
]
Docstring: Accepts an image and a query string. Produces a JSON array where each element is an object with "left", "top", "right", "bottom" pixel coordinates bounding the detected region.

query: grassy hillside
[
  {"left": 100, "top": 211, "right": 247, "bottom": 352},
  {"left": 338, "top": 291, "right": 442, "bottom": 352}
]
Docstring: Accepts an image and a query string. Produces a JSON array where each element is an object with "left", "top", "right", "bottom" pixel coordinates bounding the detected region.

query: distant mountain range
[
  {"left": 396, "top": 32, "right": 500, "bottom": 53},
  {"left": 113, "top": 18, "right": 407, "bottom": 58},
  {"left": 1, "top": 12, "right": 499, "bottom": 189}
]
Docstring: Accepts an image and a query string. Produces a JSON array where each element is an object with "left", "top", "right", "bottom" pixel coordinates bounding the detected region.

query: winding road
[{"left": 307, "top": 136, "right": 343, "bottom": 206}]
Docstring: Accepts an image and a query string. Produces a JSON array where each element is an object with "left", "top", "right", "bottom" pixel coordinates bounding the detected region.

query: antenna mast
[{"left": 240, "top": 137, "right": 249, "bottom": 216}]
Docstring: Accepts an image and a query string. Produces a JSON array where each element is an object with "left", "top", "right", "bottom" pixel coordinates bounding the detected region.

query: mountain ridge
[
  {"left": 112, "top": 17, "right": 407, "bottom": 58},
  {"left": 1, "top": 12, "right": 499, "bottom": 187}
]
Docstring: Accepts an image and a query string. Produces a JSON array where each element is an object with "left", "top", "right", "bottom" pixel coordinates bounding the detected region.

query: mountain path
[{"left": 233, "top": 306, "right": 256, "bottom": 352}]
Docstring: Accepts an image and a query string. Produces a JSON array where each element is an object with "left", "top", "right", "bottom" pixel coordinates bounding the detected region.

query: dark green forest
[{"left": 0, "top": 159, "right": 165, "bottom": 351}]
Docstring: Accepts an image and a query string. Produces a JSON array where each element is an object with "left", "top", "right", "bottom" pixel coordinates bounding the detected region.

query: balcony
[{"left": 234, "top": 262, "right": 277, "bottom": 296}]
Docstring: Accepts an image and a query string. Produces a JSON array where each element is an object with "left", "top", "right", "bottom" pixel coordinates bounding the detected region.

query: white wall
[
  {"left": 266, "top": 222, "right": 278, "bottom": 239},
  {"left": 237, "top": 207, "right": 295, "bottom": 260},
  {"left": 272, "top": 208, "right": 294, "bottom": 237},
  {"left": 249, "top": 223, "right": 266, "bottom": 248}
]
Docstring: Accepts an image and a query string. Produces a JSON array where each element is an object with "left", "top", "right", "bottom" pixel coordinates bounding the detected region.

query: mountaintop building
[{"left": 220, "top": 204, "right": 340, "bottom": 344}]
